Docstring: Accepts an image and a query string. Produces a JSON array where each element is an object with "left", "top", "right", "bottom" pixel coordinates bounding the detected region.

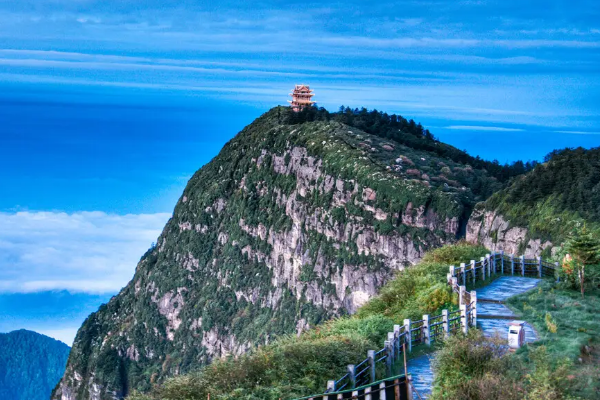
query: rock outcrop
[{"left": 466, "top": 206, "right": 555, "bottom": 257}]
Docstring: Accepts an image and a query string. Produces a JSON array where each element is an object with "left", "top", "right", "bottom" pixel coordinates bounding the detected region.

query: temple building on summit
[{"left": 288, "top": 84, "right": 315, "bottom": 112}]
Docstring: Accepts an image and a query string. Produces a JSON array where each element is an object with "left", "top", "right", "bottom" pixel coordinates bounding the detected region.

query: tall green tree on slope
[{"left": 564, "top": 226, "right": 600, "bottom": 297}]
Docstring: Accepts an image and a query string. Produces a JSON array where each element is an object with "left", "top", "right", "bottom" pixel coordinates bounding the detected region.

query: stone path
[
  {"left": 407, "top": 276, "right": 540, "bottom": 399},
  {"left": 476, "top": 277, "right": 540, "bottom": 301}
]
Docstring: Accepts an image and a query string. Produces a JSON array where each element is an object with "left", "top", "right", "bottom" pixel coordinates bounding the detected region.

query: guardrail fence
[
  {"left": 295, "top": 375, "right": 411, "bottom": 400},
  {"left": 293, "top": 251, "right": 560, "bottom": 400},
  {"left": 448, "top": 251, "right": 559, "bottom": 291}
]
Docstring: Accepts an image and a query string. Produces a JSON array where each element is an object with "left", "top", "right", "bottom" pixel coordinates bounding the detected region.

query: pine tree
[{"left": 564, "top": 226, "right": 600, "bottom": 297}]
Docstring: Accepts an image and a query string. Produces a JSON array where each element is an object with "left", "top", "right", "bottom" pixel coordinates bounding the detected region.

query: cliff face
[
  {"left": 53, "top": 107, "right": 499, "bottom": 400},
  {"left": 466, "top": 206, "right": 554, "bottom": 257},
  {"left": 466, "top": 147, "right": 600, "bottom": 258}
]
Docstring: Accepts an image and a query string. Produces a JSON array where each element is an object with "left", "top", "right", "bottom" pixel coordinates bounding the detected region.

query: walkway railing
[
  {"left": 293, "top": 251, "right": 559, "bottom": 400},
  {"left": 448, "top": 251, "right": 560, "bottom": 292},
  {"left": 294, "top": 374, "right": 412, "bottom": 400}
]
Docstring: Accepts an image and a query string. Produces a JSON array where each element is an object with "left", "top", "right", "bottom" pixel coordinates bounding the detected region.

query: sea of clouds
[{"left": 0, "top": 211, "right": 170, "bottom": 294}]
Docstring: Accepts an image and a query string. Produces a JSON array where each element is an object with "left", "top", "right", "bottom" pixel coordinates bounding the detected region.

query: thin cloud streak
[
  {"left": 554, "top": 130, "right": 600, "bottom": 135},
  {"left": 445, "top": 125, "right": 525, "bottom": 132}
]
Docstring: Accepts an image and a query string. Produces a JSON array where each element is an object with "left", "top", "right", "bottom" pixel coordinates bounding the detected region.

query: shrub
[
  {"left": 545, "top": 312, "right": 558, "bottom": 334},
  {"left": 357, "top": 241, "right": 487, "bottom": 321},
  {"left": 430, "top": 334, "right": 577, "bottom": 400},
  {"left": 430, "top": 330, "right": 522, "bottom": 400}
]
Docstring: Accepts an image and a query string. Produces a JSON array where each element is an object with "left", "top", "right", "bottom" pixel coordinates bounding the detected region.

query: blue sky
[{"left": 0, "top": 0, "right": 599, "bottom": 344}]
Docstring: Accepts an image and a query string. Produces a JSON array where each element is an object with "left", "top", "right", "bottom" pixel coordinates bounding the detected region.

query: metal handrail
[{"left": 335, "top": 373, "right": 349, "bottom": 385}]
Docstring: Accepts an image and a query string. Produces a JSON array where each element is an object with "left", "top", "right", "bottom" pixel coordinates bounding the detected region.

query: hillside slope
[
  {"left": 52, "top": 107, "right": 509, "bottom": 400},
  {"left": 0, "top": 330, "right": 70, "bottom": 400},
  {"left": 467, "top": 147, "right": 600, "bottom": 256}
]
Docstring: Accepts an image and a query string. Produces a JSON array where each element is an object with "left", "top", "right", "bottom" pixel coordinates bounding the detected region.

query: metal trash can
[{"left": 508, "top": 321, "right": 526, "bottom": 349}]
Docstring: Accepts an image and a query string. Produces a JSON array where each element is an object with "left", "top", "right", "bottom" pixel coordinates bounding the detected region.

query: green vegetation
[
  {"left": 507, "top": 281, "right": 600, "bottom": 399},
  {"left": 562, "top": 226, "right": 600, "bottom": 297},
  {"left": 127, "top": 243, "right": 488, "bottom": 400},
  {"left": 358, "top": 241, "right": 487, "bottom": 320},
  {"left": 431, "top": 228, "right": 600, "bottom": 399},
  {"left": 483, "top": 147, "right": 600, "bottom": 244},
  {"left": 287, "top": 106, "right": 536, "bottom": 197},
  {"left": 0, "top": 330, "right": 70, "bottom": 400},
  {"left": 430, "top": 330, "right": 578, "bottom": 400},
  {"left": 431, "top": 265, "right": 600, "bottom": 399}
]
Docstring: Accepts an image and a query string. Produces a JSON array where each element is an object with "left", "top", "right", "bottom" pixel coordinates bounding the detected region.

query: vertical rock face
[
  {"left": 53, "top": 108, "right": 486, "bottom": 400},
  {"left": 467, "top": 147, "right": 600, "bottom": 258},
  {"left": 466, "top": 206, "right": 555, "bottom": 257}
]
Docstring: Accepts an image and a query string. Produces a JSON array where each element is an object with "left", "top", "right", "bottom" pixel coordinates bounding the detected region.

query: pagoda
[{"left": 288, "top": 84, "right": 315, "bottom": 112}]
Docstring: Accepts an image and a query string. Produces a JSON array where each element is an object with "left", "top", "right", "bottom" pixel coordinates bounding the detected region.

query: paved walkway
[{"left": 407, "top": 276, "right": 540, "bottom": 398}]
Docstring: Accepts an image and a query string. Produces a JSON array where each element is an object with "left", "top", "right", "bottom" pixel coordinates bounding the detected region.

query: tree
[{"left": 564, "top": 226, "right": 600, "bottom": 297}]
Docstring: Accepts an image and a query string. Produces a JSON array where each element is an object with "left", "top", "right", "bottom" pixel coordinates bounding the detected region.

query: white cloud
[
  {"left": 444, "top": 125, "right": 525, "bottom": 132},
  {"left": 553, "top": 130, "right": 600, "bottom": 135},
  {"left": 0, "top": 211, "right": 170, "bottom": 294}
]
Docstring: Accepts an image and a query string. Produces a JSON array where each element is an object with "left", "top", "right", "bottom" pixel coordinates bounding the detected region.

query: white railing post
[
  {"left": 388, "top": 332, "right": 396, "bottom": 361},
  {"left": 379, "top": 382, "right": 387, "bottom": 400},
  {"left": 555, "top": 261, "right": 560, "bottom": 282},
  {"left": 384, "top": 340, "right": 392, "bottom": 376},
  {"left": 348, "top": 364, "right": 356, "bottom": 389},
  {"left": 521, "top": 255, "right": 525, "bottom": 277},
  {"left": 460, "top": 263, "right": 466, "bottom": 286},
  {"left": 423, "top": 314, "right": 430, "bottom": 346},
  {"left": 406, "top": 374, "right": 414, "bottom": 400},
  {"left": 537, "top": 256, "right": 542, "bottom": 278},
  {"left": 404, "top": 319, "right": 412, "bottom": 353},
  {"left": 480, "top": 257, "right": 486, "bottom": 280},
  {"left": 501, "top": 250, "right": 505, "bottom": 274},
  {"left": 459, "top": 285, "right": 466, "bottom": 306},
  {"left": 449, "top": 265, "right": 455, "bottom": 277},
  {"left": 470, "top": 259, "right": 476, "bottom": 284},
  {"left": 471, "top": 290, "right": 477, "bottom": 327},
  {"left": 365, "top": 386, "right": 372, "bottom": 400},
  {"left": 460, "top": 304, "right": 468, "bottom": 334},
  {"left": 327, "top": 380, "right": 335, "bottom": 393},
  {"left": 492, "top": 252, "right": 496, "bottom": 274},
  {"left": 511, "top": 254, "right": 515, "bottom": 275},
  {"left": 393, "top": 324, "right": 401, "bottom": 359},
  {"left": 367, "top": 350, "right": 376, "bottom": 383},
  {"left": 442, "top": 309, "right": 449, "bottom": 338},
  {"left": 486, "top": 254, "right": 491, "bottom": 276}
]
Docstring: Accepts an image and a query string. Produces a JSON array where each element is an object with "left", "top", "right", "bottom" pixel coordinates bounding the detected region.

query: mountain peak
[{"left": 51, "top": 106, "right": 538, "bottom": 400}]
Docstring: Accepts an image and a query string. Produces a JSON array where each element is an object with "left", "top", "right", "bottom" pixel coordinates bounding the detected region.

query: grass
[
  {"left": 507, "top": 281, "right": 600, "bottom": 399},
  {"left": 128, "top": 242, "right": 488, "bottom": 400}
]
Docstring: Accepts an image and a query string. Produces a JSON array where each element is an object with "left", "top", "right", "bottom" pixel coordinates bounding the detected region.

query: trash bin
[{"left": 508, "top": 321, "right": 525, "bottom": 349}]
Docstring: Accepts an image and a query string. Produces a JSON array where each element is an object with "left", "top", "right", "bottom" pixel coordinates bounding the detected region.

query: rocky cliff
[
  {"left": 53, "top": 107, "right": 510, "bottom": 400},
  {"left": 467, "top": 147, "right": 600, "bottom": 257},
  {"left": 466, "top": 206, "right": 554, "bottom": 257}
]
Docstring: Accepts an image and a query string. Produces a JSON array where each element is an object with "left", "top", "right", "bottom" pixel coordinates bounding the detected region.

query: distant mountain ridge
[{"left": 0, "top": 329, "right": 70, "bottom": 400}]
